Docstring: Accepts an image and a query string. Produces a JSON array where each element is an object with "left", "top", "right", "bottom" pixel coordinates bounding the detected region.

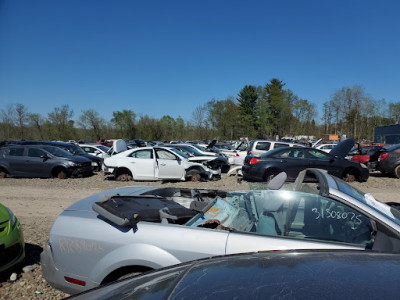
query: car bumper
[
  {"left": 41, "top": 243, "right": 98, "bottom": 295},
  {"left": 242, "top": 165, "right": 265, "bottom": 181},
  {"left": 102, "top": 164, "right": 114, "bottom": 175},
  {"left": 69, "top": 166, "right": 94, "bottom": 177}
]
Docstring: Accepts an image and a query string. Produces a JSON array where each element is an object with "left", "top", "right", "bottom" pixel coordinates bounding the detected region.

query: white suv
[{"left": 247, "top": 140, "right": 305, "bottom": 157}]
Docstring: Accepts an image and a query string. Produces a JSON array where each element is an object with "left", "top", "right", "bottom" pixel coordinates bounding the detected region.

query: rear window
[
  {"left": 274, "top": 143, "right": 290, "bottom": 149},
  {"left": 255, "top": 142, "right": 271, "bottom": 151}
]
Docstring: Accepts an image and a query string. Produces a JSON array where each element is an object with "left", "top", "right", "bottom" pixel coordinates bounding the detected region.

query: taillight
[
  {"left": 379, "top": 153, "right": 388, "bottom": 161},
  {"left": 249, "top": 157, "right": 260, "bottom": 165},
  {"left": 236, "top": 153, "right": 240, "bottom": 157},
  {"left": 65, "top": 276, "right": 86, "bottom": 286}
]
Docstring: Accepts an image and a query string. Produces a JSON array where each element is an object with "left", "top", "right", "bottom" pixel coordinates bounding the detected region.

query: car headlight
[
  {"left": 360, "top": 163, "right": 368, "bottom": 168},
  {"left": 68, "top": 161, "right": 79, "bottom": 167},
  {"left": 6, "top": 207, "right": 17, "bottom": 228},
  {"left": 91, "top": 162, "right": 99, "bottom": 167}
]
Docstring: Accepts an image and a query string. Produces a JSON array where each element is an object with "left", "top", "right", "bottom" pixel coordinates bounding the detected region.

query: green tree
[
  {"left": 78, "top": 109, "right": 106, "bottom": 140},
  {"left": 47, "top": 105, "right": 75, "bottom": 140},
  {"left": 237, "top": 85, "right": 258, "bottom": 137},
  {"left": 28, "top": 113, "right": 45, "bottom": 139},
  {"left": 111, "top": 110, "right": 136, "bottom": 139},
  {"left": 264, "top": 78, "right": 285, "bottom": 137}
]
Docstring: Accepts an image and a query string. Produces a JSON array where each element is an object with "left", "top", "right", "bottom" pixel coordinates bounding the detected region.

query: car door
[
  {"left": 154, "top": 148, "right": 185, "bottom": 179},
  {"left": 25, "top": 147, "right": 52, "bottom": 177},
  {"left": 272, "top": 148, "right": 309, "bottom": 179},
  {"left": 305, "top": 149, "right": 342, "bottom": 176},
  {"left": 127, "top": 149, "right": 156, "bottom": 179}
]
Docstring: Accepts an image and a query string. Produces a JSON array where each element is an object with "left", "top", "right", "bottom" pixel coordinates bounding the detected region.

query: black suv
[{"left": 0, "top": 145, "right": 93, "bottom": 179}]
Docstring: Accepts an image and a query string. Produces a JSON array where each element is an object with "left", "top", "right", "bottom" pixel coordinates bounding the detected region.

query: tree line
[{"left": 1, "top": 78, "right": 399, "bottom": 142}]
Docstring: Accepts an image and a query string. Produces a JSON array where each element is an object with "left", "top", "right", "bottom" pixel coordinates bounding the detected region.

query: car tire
[
  {"left": 263, "top": 169, "right": 279, "bottom": 182},
  {"left": 395, "top": 165, "right": 400, "bottom": 179},
  {"left": 116, "top": 173, "right": 132, "bottom": 182},
  {"left": 57, "top": 170, "right": 67, "bottom": 179},
  {"left": 187, "top": 170, "right": 201, "bottom": 182},
  {"left": 0, "top": 171, "right": 7, "bottom": 179},
  {"left": 342, "top": 170, "right": 356, "bottom": 183}
]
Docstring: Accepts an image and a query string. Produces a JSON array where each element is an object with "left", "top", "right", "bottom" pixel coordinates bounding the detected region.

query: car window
[
  {"left": 307, "top": 149, "right": 331, "bottom": 160},
  {"left": 70, "top": 145, "right": 86, "bottom": 155},
  {"left": 249, "top": 191, "right": 373, "bottom": 247},
  {"left": 272, "top": 149, "right": 304, "bottom": 159},
  {"left": 9, "top": 147, "right": 24, "bottom": 156},
  {"left": 174, "top": 148, "right": 190, "bottom": 156},
  {"left": 156, "top": 149, "right": 177, "bottom": 160},
  {"left": 255, "top": 142, "right": 271, "bottom": 151},
  {"left": 82, "top": 147, "right": 95, "bottom": 154},
  {"left": 274, "top": 143, "right": 289, "bottom": 149},
  {"left": 42, "top": 146, "right": 73, "bottom": 157},
  {"left": 28, "top": 148, "right": 46, "bottom": 158},
  {"left": 189, "top": 190, "right": 373, "bottom": 247},
  {"left": 130, "top": 149, "right": 153, "bottom": 159}
]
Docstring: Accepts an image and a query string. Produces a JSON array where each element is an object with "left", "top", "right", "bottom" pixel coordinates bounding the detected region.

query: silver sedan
[{"left": 41, "top": 168, "right": 400, "bottom": 295}]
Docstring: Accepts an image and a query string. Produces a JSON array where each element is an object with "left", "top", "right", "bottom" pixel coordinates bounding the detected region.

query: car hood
[
  {"left": 113, "top": 139, "right": 128, "bottom": 153},
  {"left": 80, "top": 153, "right": 102, "bottom": 162},
  {"left": 330, "top": 138, "right": 356, "bottom": 158},
  {"left": 206, "top": 139, "right": 217, "bottom": 149},
  {"left": 67, "top": 155, "right": 93, "bottom": 163}
]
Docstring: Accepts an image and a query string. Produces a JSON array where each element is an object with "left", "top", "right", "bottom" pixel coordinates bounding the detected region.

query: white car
[
  {"left": 79, "top": 144, "right": 111, "bottom": 159},
  {"left": 103, "top": 146, "right": 219, "bottom": 181},
  {"left": 314, "top": 143, "right": 338, "bottom": 153}
]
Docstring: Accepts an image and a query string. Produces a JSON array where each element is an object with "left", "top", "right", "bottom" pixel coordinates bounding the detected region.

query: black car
[
  {"left": 6, "top": 140, "right": 103, "bottom": 171},
  {"left": 165, "top": 144, "right": 230, "bottom": 173},
  {"left": 68, "top": 250, "right": 400, "bottom": 299},
  {"left": 0, "top": 145, "right": 93, "bottom": 179},
  {"left": 242, "top": 138, "right": 369, "bottom": 182},
  {"left": 376, "top": 144, "right": 400, "bottom": 178}
]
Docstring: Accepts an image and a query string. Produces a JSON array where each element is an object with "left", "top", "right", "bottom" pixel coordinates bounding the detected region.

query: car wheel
[
  {"left": 187, "top": 170, "right": 201, "bottom": 182},
  {"left": 57, "top": 170, "right": 67, "bottom": 179},
  {"left": 0, "top": 171, "right": 7, "bottom": 179},
  {"left": 342, "top": 171, "right": 356, "bottom": 182},
  {"left": 395, "top": 165, "right": 400, "bottom": 179},
  {"left": 263, "top": 169, "right": 279, "bottom": 182},
  {"left": 116, "top": 173, "right": 132, "bottom": 182}
]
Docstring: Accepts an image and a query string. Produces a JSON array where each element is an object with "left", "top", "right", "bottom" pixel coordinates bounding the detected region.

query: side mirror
[{"left": 40, "top": 154, "right": 50, "bottom": 160}]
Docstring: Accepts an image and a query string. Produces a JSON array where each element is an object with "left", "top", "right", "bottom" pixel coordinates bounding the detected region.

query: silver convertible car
[{"left": 41, "top": 169, "right": 400, "bottom": 295}]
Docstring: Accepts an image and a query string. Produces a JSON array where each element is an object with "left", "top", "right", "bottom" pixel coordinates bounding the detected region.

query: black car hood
[
  {"left": 67, "top": 155, "right": 92, "bottom": 163},
  {"left": 330, "top": 138, "right": 355, "bottom": 158},
  {"left": 81, "top": 153, "right": 102, "bottom": 162},
  {"left": 206, "top": 139, "right": 217, "bottom": 149}
]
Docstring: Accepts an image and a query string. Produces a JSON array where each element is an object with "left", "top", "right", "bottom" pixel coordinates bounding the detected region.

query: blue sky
[{"left": 1, "top": 0, "right": 399, "bottom": 123}]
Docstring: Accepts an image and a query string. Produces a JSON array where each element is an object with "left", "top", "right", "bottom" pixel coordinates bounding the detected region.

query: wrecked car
[
  {"left": 0, "top": 145, "right": 93, "bottom": 179},
  {"left": 103, "top": 146, "right": 220, "bottom": 182},
  {"left": 166, "top": 144, "right": 230, "bottom": 173},
  {"left": 41, "top": 168, "right": 400, "bottom": 294},
  {"left": 243, "top": 138, "right": 369, "bottom": 182}
]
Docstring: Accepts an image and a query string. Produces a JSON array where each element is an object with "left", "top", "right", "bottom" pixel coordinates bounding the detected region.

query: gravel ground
[{"left": 0, "top": 171, "right": 399, "bottom": 299}]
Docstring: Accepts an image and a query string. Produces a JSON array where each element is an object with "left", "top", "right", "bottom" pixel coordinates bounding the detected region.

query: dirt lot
[{"left": 0, "top": 171, "right": 400, "bottom": 299}]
